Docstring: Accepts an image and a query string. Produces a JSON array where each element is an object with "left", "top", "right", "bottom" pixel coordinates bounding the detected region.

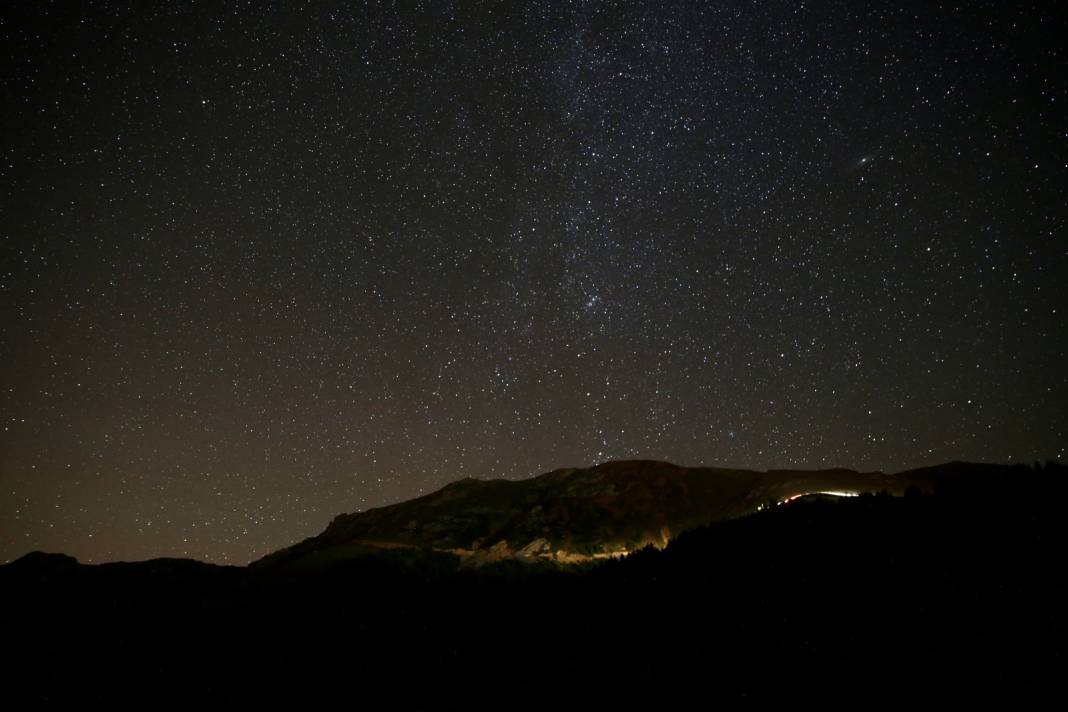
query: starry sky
[{"left": 2, "top": 1, "right": 1065, "bottom": 564}]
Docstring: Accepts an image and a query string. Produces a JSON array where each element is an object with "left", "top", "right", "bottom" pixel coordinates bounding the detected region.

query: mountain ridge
[
  {"left": 7, "top": 459, "right": 1048, "bottom": 571},
  {"left": 252, "top": 458, "right": 914, "bottom": 570}
]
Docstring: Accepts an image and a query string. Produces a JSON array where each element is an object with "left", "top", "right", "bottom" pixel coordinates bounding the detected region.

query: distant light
[{"left": 778, "top": 490, "right": 859, "bottom": 505}]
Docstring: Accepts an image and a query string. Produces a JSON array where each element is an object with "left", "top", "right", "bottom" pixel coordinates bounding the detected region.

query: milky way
[{"left": 2, "top": 1, "right": 1065, "bottom": 563}]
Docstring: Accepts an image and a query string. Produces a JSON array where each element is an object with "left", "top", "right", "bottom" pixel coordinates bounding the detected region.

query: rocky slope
[{"left": 254, "top": 459, "right": 915, "bottom": 569}]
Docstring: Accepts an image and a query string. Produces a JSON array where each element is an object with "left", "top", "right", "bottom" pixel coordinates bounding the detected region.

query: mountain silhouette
[
  {"left": 252, "top": 459, "right": 966, "bottom": 570},
  {"left": 3, "top": 460, "right": 1065, "bottom": 704}
]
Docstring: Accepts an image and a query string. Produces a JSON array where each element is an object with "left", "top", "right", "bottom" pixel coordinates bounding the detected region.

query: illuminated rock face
[{"left": 255, "top": 460, "right": 915, "bottom": 569}]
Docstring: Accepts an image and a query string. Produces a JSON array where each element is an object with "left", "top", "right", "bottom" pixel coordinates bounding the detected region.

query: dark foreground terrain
[{"left": 3, "top": 461, "right": 1066, "bottom": 703}]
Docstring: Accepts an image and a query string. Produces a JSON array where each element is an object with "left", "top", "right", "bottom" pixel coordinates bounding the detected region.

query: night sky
[{"left": 2, "top": 1, "right": 1065, "bottom": 564}]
